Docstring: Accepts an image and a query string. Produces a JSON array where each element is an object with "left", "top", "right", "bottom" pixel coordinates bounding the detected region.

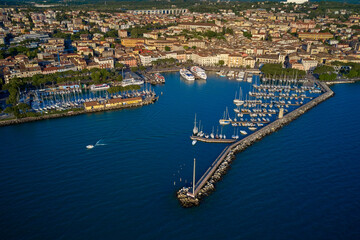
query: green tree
[
  {"left": 131, "top": 67, "right": 138, "bottom": 72},
  {"left": 116, "top": 75, "right": 123, "bottom": 81},
  {"left": 115, "top": 62, "right": 125, "bottom": 69},
  {"left": 319, "top": 73, "right": 337, "bottom": 81},
  {"left": 17, "top": 103, "right": 31, "bottom": 112},
  {"left": 164, "top": 46, "right": 171, "bottom": 51},
  {"left": 243, "top": 31, "right": 252, "bottom": 39},
  {"left": 218, "top": 60, "right": 225, "bottom": 66},
  {"left": 6, "top": 87, "right": 19, "bottom": 105},
  {"left": 225, "top": 27, "right": 234, "bottom": 35},
  {"left": 313, "top": 65, "right": 334, "bottom": 75},
  {"left": 4, "top": 106, "right": 20, "bottom": 118},
  {"left": 91, "top": 71, "right": 101, "bottom": 83},
  {"left": 347, "top": 69, "right": 358, "bottom": 79},
  {"left": 130, "top": 29, "right": 139, "bottom": 38}
]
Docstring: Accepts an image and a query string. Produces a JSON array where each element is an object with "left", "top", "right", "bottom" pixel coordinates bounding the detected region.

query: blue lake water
[{"left": 1, "top": 73, "right": 360, "bottom": 239}]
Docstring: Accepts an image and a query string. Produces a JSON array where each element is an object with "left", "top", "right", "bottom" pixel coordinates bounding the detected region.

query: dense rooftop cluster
[{"left": 0, "top": 2, "right": 359, "bottom": 85}]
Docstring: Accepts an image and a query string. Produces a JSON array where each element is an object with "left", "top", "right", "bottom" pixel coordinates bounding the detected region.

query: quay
[
  {"left": 325, "top": 80, "right": 355, "bottom": 85},
  {"left": 0, "top": 96, "right": 158, "bottom": 127},
  {"left": 177, "top": 81, "right": 334, "bottom": 208},
  {"left": 232, "top": 120, "right": 269, "bottom": 124},
  {"left": 190, "top": 136, "right": 236, "bottom": 143}
]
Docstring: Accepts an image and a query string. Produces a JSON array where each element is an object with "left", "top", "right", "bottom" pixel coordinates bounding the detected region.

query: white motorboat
[
  {"left": 180, "top": 68, "right": 195, "bottom": 81},
  {"left": 90, "top": 84, "right": 110, "bottom": 91},
  {"left": 190, "top": 66, "right": 207, "bottom": 80},
  {"left": 121, "top": 78, "right": 144, "bottom": 87}
]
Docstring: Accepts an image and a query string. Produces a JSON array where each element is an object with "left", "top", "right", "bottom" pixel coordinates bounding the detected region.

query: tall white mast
[{"left": 193, "top": 158, "right": 196, "bottom": 196}]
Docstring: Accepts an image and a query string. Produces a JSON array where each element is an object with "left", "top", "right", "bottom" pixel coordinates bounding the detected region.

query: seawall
[{"left": 177, "top": 81, "right": 334, "bottom": 207}]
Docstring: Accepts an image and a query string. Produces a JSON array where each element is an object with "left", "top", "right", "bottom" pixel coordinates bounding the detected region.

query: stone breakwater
[
  {"left": 177, "top": 81, "right": 334, "bottom": 208},
  {"left": 0, "top": 97, "right": 158, "bottom": 127}
]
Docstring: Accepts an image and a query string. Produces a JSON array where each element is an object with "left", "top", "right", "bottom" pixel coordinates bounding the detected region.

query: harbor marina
[{"left": 179, "top": 74, "right": 326, "bottom": 207}]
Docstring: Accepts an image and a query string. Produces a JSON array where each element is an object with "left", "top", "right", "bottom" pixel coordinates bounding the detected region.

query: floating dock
[
  {"left": 190, "top": 136, "right": 236, "bottom": 143},
  {"left": 177, "top": 81, "right": 334, "bottom": 208}
]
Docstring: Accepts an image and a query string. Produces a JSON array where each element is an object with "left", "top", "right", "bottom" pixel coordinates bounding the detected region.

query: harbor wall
[
  {"left": 0, "top": 97, "right": 157, "bottom": 127},
  {"left": 177, "top": 81, "right": 334, "bottom": 208}
]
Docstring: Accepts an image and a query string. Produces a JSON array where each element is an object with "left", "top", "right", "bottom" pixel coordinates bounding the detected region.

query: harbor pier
[
  {"left": 190, "top": 136, "right": 236, "bottom": 143},
  {"left": 177, "top": 81, "right": 334, "bottom": 208}
]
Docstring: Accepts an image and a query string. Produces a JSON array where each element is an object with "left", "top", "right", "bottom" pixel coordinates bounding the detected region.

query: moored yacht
[
  {"left": 154, "top": 73, "right": 165, "bottom": 83},
  {"left": 219, "top": 107, "right": 232, "bottom": 125},
  {"left": 180, "top": 68, "right": 195, "bottom": 81},
  {"left": 121, "top": 78, "right": 144, "bottom": 87},
  {"left": 90, "top": 84, "right": 110, "bottom": 91},
  {"left": 190, "top": 66, "right": 207, "bottom": 80},
  {"left": 240, "top": 130, "right": 248, "bottom": 135}
]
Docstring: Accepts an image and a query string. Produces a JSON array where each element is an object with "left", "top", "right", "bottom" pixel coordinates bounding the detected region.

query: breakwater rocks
[
  {"left": 0, "top": 97, "right": 158, "bottom": 127},
  {"left": 177, "top": 81, "right": 334, "bottom": 208}
]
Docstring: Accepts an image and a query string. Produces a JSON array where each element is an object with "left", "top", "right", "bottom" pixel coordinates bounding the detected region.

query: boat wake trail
[{"left": 95, "top": 139, "right": 107, "bottom": 146}]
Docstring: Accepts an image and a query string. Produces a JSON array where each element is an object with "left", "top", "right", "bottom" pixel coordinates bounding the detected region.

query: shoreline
[
  {"left": 177, "top": 81, "right": 334, "bottom": 208},
  {"left": 325, "top": 78, "right": 360, "bottom": 85},
  {"left": 0, "top": 97, "right": 158, "bottom": 127},
  {"left": 145, "top": 66, "right": 260, "bottom": 74}
]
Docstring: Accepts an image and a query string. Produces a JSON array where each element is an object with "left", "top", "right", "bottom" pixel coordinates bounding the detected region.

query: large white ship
[
  {"left": 90, "top": 84, "right": 110, "bottom": 91},
  {"left": 190, "top": 66, "right": 207, "bottom": 80},
  {"left": 179, "top": 68, "right": 195, "bottom": 81}
]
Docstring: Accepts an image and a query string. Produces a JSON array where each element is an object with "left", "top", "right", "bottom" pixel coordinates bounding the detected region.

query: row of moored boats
[{"left": 180, "top": 66, "right": 207, "bottom": 81}]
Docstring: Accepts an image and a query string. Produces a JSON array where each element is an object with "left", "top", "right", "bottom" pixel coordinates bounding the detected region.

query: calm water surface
[{"left": 1, "top": 73, "right": 359, "bottom": 240}]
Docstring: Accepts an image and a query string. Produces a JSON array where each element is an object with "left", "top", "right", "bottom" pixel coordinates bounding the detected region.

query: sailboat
[
  {"left": 197, "top": 120, "right": 204, "bottom": 137},
  {"left": 210, "top": 126, "right": 215, "bottom": 139},
  {"left": 232, "top": 128, "right": 237, "bottom": 139},
  {"left": 235, "top": 128, "right": 239, "bottom": 139},
  {"left": 219, "top": 107, "right": 231, "bottom": 125},
  {"left": 193, "top": 114, "right": 198, "bottom": 135},
  {"left": 233, "top": 87, "right": 244, "bottom": 106}
]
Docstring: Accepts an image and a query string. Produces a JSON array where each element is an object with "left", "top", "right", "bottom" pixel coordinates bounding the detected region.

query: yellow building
[
  {"left": 298, "top": 32, "right": 333, "bottom": 40},
  {"left": 105, "top": 97, "right": 142, "bottom": 108},
  {"left": 121, "top": 38, "right": 146, "bottom": 47},
  {"left": 84, "top": 97, "right": 143, "bottom": 111},
  {"left": 228, "top": 54, "right": 243, "bottom": 67},
  {"left": 84, "top": 101, "right": 105, "bottom": 110}
]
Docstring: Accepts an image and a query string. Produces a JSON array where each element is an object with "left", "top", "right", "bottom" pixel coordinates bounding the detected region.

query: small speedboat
[
  {"left": 86, "top": 145, "right": 94, "bottom": 149},
  {"left": 192, "top": 140, "right": 197, "bottom": 146}
]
